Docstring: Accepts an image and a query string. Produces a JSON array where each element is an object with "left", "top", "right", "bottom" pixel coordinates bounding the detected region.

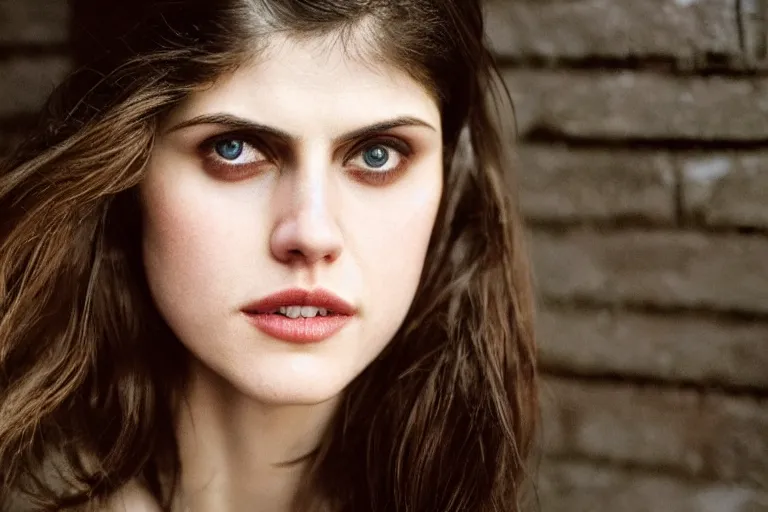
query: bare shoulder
[{"left": 99, "top": 481, "right": 163, "bottom": 512}]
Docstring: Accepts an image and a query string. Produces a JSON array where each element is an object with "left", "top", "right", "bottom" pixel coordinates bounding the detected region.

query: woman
[{"left": 0, "top": 0, "right": 537, "bottom": 510}]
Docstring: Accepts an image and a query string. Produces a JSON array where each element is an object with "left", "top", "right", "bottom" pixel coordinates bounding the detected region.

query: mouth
[
  {"left": 273, "top": 305, "right": 332, "bottom": 318},
  {"left": 241, "top": 288, "right": 356, "bottom": 343}
]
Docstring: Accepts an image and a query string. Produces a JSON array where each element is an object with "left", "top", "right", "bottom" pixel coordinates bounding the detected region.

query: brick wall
[
  {"left": 1, "top": 1, "right": 766, "bottom": 511},
  {"left": 484, "top": 1, "right": 768, "bottom": 510}
]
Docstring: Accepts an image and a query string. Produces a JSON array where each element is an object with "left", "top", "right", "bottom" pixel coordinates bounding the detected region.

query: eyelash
[{"left": 199, "top": 133, "right": 413, "bottom": 185}]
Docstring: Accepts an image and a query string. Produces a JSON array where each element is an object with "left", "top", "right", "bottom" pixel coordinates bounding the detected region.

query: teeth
[
  {"left": 300, "top": 306, "right": 319, "bottom": 317},
  {"left": 277, "top": 306, "right": 330, "bottom": 318}
]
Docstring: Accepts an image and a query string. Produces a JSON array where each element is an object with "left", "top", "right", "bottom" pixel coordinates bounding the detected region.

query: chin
[
  {"left": 179, "top": 321, "right": 389, "bottom": 408},
  {"left": 250, "top": 389, "right": 341, "bottom": 407},
  {"left": 245, "top": 376, "right": 344, "bottom": 406},
  {"left": 209, "top": 354, "right": 357, "bottom": 407}
]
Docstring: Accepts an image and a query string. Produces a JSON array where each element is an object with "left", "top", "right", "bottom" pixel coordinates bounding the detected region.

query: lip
[{"left": 241, "top": 288, "right": 356, "bottom": 344}]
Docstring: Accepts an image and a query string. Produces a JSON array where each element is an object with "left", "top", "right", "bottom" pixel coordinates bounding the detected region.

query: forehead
[{"left": 165, "top": 34, "right": 441, "bottom": 136}]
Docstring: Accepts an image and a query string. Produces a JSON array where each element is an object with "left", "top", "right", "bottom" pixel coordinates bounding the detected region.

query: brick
[
  {"left": 541, "top": 378, "right": 704, "bottom": 475},
  {"left": 517, "top": 144, "right": 675, "bottom": 224},
  {"left": 484, "top": 0, "right": 740, "bottom": 63},
  {"left": 538, "top": 308, "right": 768, "bottom": 390},
  {"left": 704, "top": 395, "right": 768, "bottom": 486},
  {"left": 680, "top": 152, "right": 768, "bottom": 229},
  {"left": 0, "top": 0, "right": 69, "bottom": 45},
  {"left": 0, "top": 56, "right": 71, "bottom": 118},
  {"left": 538, "top": 459, "right": 768, "bottom": 512},
  {"left": 532, "top": 229, "right": 768, "bottom": 314},
  {"left": 502, "top": 70, "right": 768, "bottom": 141},
  {"left": 541, "top": 377, "right": 768, "bottom": 486}
]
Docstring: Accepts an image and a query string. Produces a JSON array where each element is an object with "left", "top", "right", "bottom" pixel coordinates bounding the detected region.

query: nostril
[{"left": 270, "top": 212, "right": 344, "bottom": 265}]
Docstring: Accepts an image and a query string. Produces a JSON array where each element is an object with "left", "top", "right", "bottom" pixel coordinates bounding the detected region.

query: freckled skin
[{"left": 140, "top": 37, "right": 443, "bottom": 406}]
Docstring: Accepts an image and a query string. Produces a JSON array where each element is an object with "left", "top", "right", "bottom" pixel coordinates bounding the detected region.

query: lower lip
[{"left": 243, "top": 313, "right": 352, "bottom": 343}]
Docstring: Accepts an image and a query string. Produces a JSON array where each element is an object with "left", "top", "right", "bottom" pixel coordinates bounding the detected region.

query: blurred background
[{"left": 0, "top": 1, "right": 766, "bottom": 511}]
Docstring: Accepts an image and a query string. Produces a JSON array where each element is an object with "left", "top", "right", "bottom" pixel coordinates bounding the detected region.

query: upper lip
[{"left": 241, "top": 288, "right": 357, "bottom": 316}]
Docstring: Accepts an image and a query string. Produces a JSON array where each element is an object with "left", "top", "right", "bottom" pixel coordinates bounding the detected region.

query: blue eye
[
  {"left": 215, "top": 139, "right": 244, "bottom": 161},
  {"left": 362, "top": 145, "right": 389, "bottom": 168}
]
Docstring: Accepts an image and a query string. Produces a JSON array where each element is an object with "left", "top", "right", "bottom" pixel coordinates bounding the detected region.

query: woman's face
[{"left": 140, "top": 37, "right": 443, "bottom": 405}]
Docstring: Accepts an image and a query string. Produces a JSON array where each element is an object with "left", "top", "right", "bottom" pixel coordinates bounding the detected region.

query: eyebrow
[{"left": 165, "top": 113, "right": 437, "bottom": 145}]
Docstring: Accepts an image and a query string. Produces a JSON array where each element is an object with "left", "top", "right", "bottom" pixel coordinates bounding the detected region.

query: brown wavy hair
[{"left": 0, "top": 1, "right": 538, "bottom": 510}]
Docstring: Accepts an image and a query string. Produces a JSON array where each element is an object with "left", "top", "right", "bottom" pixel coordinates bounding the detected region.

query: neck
[{"left": 173, "top": 359, "right": 338, "bottom": 512}]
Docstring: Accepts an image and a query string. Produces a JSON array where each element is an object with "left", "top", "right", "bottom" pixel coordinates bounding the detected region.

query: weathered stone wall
[
  {"left": 1, "top": 1, "right": 766, "bottom": 511},
  {"left": 485, "top": 0, "right": 768, "bottom": 510}
]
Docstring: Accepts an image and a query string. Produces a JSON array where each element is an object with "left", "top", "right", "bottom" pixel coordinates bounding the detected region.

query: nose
[{"left": 269, "top": 162, "right": 343, "bottom": 266}]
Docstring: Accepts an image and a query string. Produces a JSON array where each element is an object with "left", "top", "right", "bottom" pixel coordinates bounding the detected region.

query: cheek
[
  {"left": 354, "top": 171, "right": 443, "bottom": 309},
  {"left": 138, "top": 164, "right": 265, "bottom": 314},
  {"left": 142, "top": 187, "right": 215, "bottom": 293},
  {"left": 142, "top": 198, "right": 215, "bottom": 286}
]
